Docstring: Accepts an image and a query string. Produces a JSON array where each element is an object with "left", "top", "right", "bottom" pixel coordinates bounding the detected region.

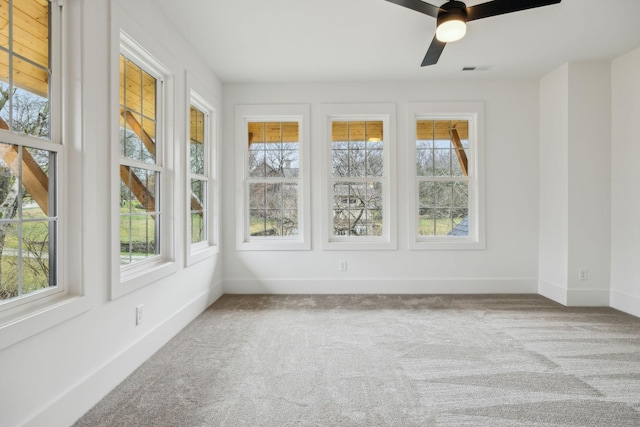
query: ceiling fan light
[{"left": 436, "top": 19, "right": 466, "bottom": 43}]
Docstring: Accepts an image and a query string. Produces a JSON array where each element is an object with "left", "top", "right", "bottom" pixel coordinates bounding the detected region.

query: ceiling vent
[{"left": 462, "top": 66, "right": 490, "bottom": 71}]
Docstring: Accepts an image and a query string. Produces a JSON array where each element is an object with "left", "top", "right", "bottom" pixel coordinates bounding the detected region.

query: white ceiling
[{"left": 153, "top": 0, "right": 640, "bottom": 83}]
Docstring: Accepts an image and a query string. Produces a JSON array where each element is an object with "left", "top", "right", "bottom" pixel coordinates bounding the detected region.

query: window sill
[
  {"left": 323, "top": 238, "right": 397, "bottom": 251},
  {"left": 410, "top": 238, "right": 485, "bottom": 250},
  {"left": 186, "top": 244, "right": 219, "bottom": 266},
  {"left": 0, "top": 293, "right": 91, "bottom": 351},
  {"left": 237, "top": 238, "right": 310, "bottom": 251},
  {"left": 112, "top": 258, "right": 177, "bottom": 299}
]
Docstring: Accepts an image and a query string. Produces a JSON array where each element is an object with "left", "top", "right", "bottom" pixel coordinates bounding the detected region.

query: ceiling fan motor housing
[{"left": 437, "top": 1, "right": 468, "bottom": 26}]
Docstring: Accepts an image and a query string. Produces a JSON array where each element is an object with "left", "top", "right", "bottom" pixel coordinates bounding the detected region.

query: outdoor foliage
[
  {"left": 247, "top": 125, "right": 300, "bottom": 237},
  {"left": 331, "top": 128, "right": 384, "bottom": 237},
  {"left": 0, "top": 83, "right": 54, "bottom": 301}
]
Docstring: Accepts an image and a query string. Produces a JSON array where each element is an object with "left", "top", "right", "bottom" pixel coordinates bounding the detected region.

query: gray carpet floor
[{"left": 74, "top": 294, "right": 640, "bottom": 426}]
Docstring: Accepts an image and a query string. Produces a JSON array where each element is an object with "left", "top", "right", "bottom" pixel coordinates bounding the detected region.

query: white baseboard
[
  {"left": 23, "top": 281, "right": 224, "bottom": 427},
  {"left": 610, "top": 289, "right": 640, "bottom": 318},
  {"left": 567, "top": 288, "right": 610, "bottom": 306},
  {"left": 224, "top": 278, "right": 538, "bottom": 295},
  {"left": 538, "top": 279, "right": 567, "bottom": 305},
  {"left": 538, "top": 280, "right": 610, "bottom": 307}
]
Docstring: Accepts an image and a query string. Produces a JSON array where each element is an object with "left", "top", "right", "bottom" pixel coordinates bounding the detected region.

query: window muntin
[
  {"left": 0, "top": 0, "right": 59, "bottom": 306},
  {"left": 119, "top": 54, "right": 161, "bottom": 265},
  {"left": 246, "top": 121, "right": 300, "bottom": 238},
  {"left": 417, "top": 119, "right": 470, "bottom": 237},
  {"left": 189, "top": 105, "right": 207, "bottom": 245},
  {"left": 330, "top": 120, "right": 386, "bottom": 239}
]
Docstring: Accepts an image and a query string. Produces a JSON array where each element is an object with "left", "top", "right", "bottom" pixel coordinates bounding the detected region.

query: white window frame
[
  {"left": 235, "top": 104, "right": 311, "bottom": 251},
  {"left": 111, "top": 31, "right": 176, "bottom": 299},
  {"left": 320, "top": 103, "right": 397, "bottom": 250},
  {"left": 408, "top": 102, "right": 485, "bottom": 250},
  {"left": 0, "top": 0, "right": 90, "bottom": 351},
  {"left": 185, "top": 80, "right": 218, "bottom": 266}
]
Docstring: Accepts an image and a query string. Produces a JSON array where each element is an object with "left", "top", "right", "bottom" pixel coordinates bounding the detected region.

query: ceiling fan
[{"left": 385, "top": 0, "right": 561, "bottom": 66}]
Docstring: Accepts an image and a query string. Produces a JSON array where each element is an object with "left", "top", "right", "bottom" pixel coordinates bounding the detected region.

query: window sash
[
  {"left": 326, "top": 114, "right": 391, "bottom": 245},
  {"left": 118, "top": 51, "right": 163, "bottom": 269},
  {"left": 408, "top": 102, "right": 484, "bottom": 250},
  {"left": 189, "top": 177, "right": 207, "bottom": 245},
  {"left": 0, "top": 0, "right": 62, "bottom": 311},
  {"left": 186, "top": 89, "right": 218, "bottom": 263}
]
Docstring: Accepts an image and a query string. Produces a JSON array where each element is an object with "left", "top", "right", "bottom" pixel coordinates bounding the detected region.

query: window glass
[
  {"left": 120, "top": 55, "right": 157, "bottom": 164},
  {"left": 0, "top": 0, "right": 50, "bottom": 139},
  {"left": 189, "top": 105, "right": 207, "bottom": 245},
  {"left": 0, "top": 143, "right": 57, "bottom": 301},
  {"left": 247, "top": 121, "right": 300, "bottom": 237},
  {"left": 416, "top": 119, "right": 470, "bottom": 237},
  {"left": 331, "top": 120, "right": 384, "bottom": 238}
]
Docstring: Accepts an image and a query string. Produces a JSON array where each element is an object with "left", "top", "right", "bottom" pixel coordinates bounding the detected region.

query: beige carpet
[{"left": 75, "top": 294, "right": 640, "bottom": 426}]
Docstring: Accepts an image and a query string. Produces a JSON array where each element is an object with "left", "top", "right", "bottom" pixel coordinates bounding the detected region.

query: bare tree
[
  {"left": 248, "top": 141, "right": 300, "bottom": 236},
  {"left": 331, "top": 140, "right": 384, "bottom": 236},
  {"left": 0, "top": 83, "right": 51, "bottom": 299}
]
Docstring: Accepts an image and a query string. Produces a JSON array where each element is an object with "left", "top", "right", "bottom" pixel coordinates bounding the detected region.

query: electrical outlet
[
  {"left": 578, "top": 269, "right": 588, "bottom": 281},
  {"left": 136, "top": 304, "right": 144, "bottom": 325},
  {"left": 339, "top": 260, "right": 347, "bottom": 272}
]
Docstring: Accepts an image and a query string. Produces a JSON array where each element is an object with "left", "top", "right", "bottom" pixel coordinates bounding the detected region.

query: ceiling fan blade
[
  {"left": 467, "top": 0, "right": 561, "bottom": 22},
  {"left": 384, "top": 0, "right": 441, "bottom": 18},
  {"left": 421, "top": 35, "right": 446, "bottom": 66}
]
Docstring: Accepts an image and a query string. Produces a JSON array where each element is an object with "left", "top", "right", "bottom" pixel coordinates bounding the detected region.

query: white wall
[
  {"left": 538, "top": 64, "right": 570, "bottom": 303},
  {"left": 611, "top": 46, "right": 640, "bottom": 317},
  {"left": 566, "top": 62, "right": 611, "bottom": 306},
  {"left": 538, "top": 62, "right": 611, "bottom": 306},
  {"left": 223, "top": 80, "right": 540, "bottom": 294},
  {"left": 0, "top": 1, "right": 224, "bottom": 426}
]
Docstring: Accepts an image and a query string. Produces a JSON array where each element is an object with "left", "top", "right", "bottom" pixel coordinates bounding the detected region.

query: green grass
[
  {"left": 119, "top": 202, "right": 157, "bottom": 260},
  {"left": 249, "top": 218, "right": 278, "bottom": 236},
  {"left": 0, "top": 204, "right": 53, "bottom": 300},
  {"left": 418, "top": 217, "right": 464, "bottom": 236},
  {"left": 190, "top": 213, "right": 204, "bottom": 243},
  {"left": 0, "top": 255, "right": 50, "bottom": 300}
]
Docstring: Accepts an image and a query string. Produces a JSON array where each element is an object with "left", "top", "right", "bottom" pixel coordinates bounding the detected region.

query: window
[
  {"left": 321, "top": 103, "right": 396, "bottom": 250},
  {"left": 409, "top": 102, "right": 484, "bottom": 249},
  {"left": 235, "top": 104, "right": 310, "bottom": 250},
  {"left": 119, "top": 54, "right": 160, "bottom": 265},
  {"left": 186, "top": 87, "right": 218, "bottom": 265},
  {"left": 0, "top": 0, "right": 60, "bottom": 307},
  {"left": 113, "top": 32, "right": 175, "bottom": 298}
]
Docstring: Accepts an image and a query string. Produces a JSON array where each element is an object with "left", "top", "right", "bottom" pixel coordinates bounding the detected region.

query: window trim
[
  {"left": 320, "top": 103, "right": 397, "bottom": 251},
  {"left": 235, "top": 104, "right": 311, "bottom": 251},
  {"left": 185, "top": 78, "right": 218, "bottom": 266},
  {"left": 408, "top": 101, "right": 485, "bottom": 250},
  {"left": 0, "top": 0, "right": 91, "bottom": 351},
  {"left": 111, "top": 31, "right": 176, "bottom": 299}
]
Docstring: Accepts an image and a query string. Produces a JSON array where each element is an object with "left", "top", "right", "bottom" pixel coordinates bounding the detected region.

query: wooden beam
[
  {"left": 0, "top": 117, "right": 50, "bottom": 215},
  {"left": 450, "top": 128, "right": 468, "bottom": 177},
  {"left": 121, "top": 108, "right": 156, "bottom": 157},
  {"left": 120, "top": 165, "right": 155, "bottom": 212},
  {"left": 190, "top": 194, "right": 203, "bottom": 215}
]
